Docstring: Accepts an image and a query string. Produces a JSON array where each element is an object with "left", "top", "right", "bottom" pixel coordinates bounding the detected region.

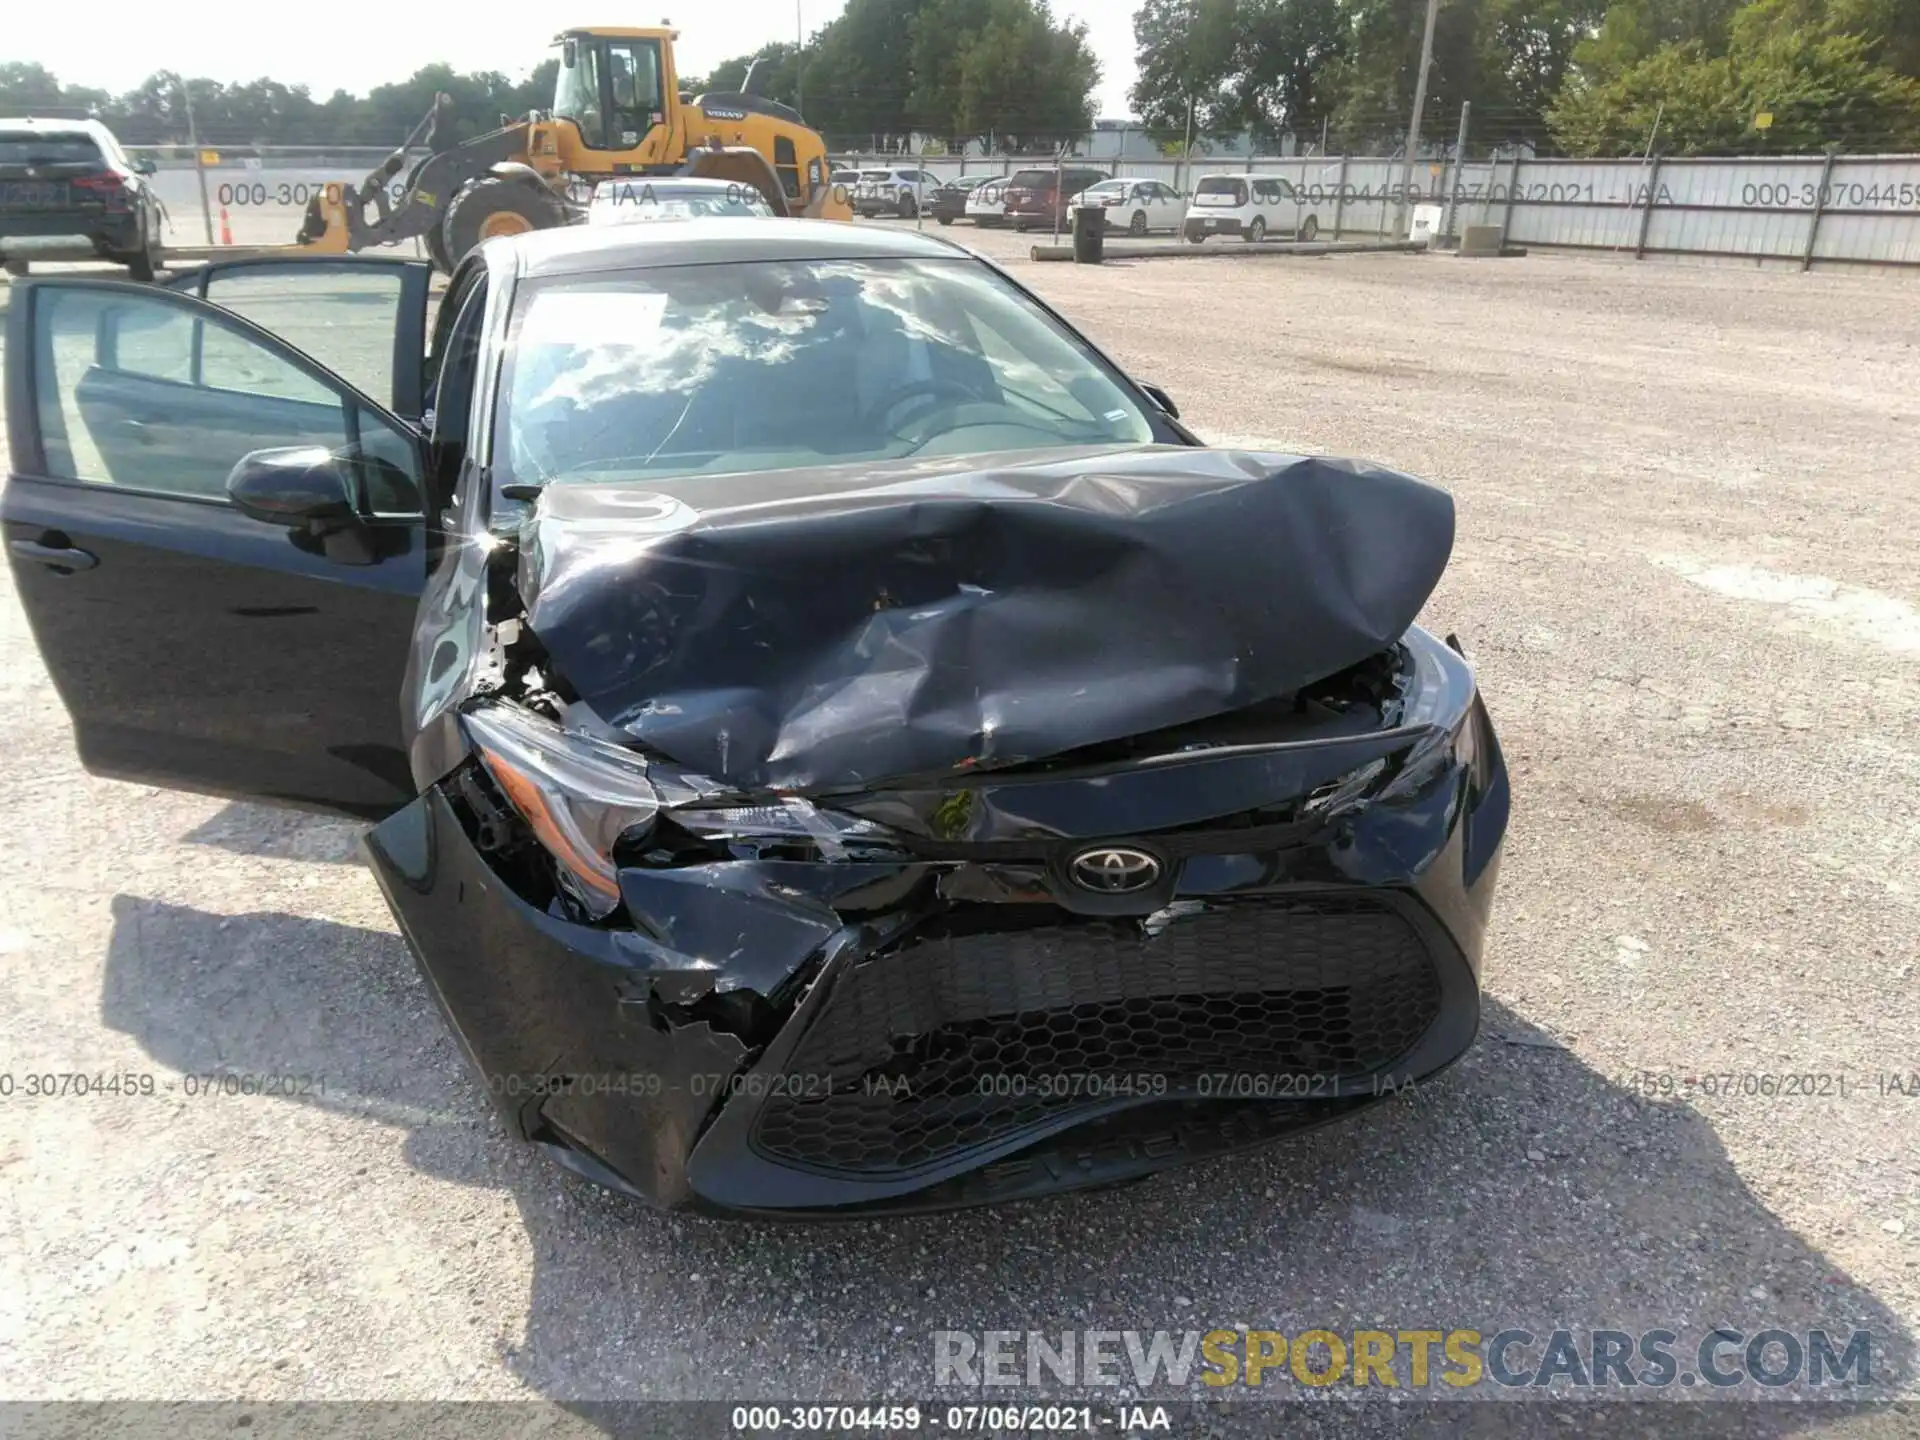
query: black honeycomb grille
[{"left": 750, "top": 897, "right": 1439, "bottom": 1177}]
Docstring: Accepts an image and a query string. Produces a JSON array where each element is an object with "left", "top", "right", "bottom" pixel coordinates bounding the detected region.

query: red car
[{"left": 1001, "top": 166, "right": 1110, "bottom": 232}]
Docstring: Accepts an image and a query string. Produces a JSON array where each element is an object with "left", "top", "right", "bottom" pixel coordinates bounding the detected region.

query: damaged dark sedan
[{"left": 2, "top": 221, "right": 1509, "bottom": 1216}]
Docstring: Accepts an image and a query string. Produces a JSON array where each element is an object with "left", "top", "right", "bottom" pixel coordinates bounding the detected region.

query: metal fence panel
[{"left": 119, "top": 144, "right": 1920, "bottom": 268}]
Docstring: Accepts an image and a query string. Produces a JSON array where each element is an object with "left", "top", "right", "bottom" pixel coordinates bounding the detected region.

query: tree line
[
  {"left": 0, "top": 0, "right": 1099, "bottom": 157},
  {"left": 0, "top": 60, "right": 561, "bottom": 150},
  {"left": 1128, "top": 0, "right": 1920, "bottom": 156},
  {"left": 5, "top": 0, "right": 1917, "bottom": 159}
]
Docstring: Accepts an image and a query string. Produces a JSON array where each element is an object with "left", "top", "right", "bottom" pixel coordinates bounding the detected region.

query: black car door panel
[{"left": 4, "top": 277, "right": 428, "bottom": 820}]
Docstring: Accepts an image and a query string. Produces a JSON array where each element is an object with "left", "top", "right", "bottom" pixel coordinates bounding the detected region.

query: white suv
[{"left": 853, "top": 167, "right": 941, "bottom": 219}]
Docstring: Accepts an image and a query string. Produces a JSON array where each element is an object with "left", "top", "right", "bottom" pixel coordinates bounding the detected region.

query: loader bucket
[{"left": 678, "top": 146, "right": 794, "bottom": 217}]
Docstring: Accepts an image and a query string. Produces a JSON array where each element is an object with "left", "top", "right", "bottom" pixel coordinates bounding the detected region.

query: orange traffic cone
[{"left": 218, "top": 206, "right": 233, "bottom": 245}]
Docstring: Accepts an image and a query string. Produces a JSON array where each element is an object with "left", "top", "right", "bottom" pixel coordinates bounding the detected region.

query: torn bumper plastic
[{"left": 365, "top": 626, "right": 1508, "bottom": 1216}]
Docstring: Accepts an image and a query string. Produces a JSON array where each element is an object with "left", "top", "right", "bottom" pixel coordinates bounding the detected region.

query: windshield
[
  {"left": 553, "top": 44, "right": 600, "bottom": 126},
  {"left": 494, "top": 257, "right": 1160, "bottom": 489},
  {"left": 1007, "top": 170, "right": 1054, "bottom": 189}
]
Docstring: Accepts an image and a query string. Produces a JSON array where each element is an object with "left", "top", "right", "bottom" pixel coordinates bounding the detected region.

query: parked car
[
  {"left": 1182, "top": 173, "right": 1321, "bottom": 243},
  {"left": 965, "top": 176, "right": 1011, "bottom": 226},
  {"left": 1075, "top": 177, "right": 1186, "bottom": 236},
  {"left": 930, "top": 175, "right": 994, "bottom": 225},
  {"left": 852, "top": 167, "right": 941, "bottom": 218},
  {"left": 0, "top": 117, "right": 164, "bottom": 280},
  {"left": 2, "top": 220, "right": 1506, "bottom": 1217},
  {"left": 1002, "top": 166, "right": 1110, "bottom": 231},
  {"left": 585, "top": 177, "right": 774, "bottom": 225}
]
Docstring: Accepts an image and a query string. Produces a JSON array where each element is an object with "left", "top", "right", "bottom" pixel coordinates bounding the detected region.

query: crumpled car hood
[{"left": 514, "top": 444, "right": 1455, "bottom": 792}]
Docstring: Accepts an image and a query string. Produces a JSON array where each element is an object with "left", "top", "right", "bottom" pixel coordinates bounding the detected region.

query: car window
[
  {"left": 0, "top": 131, "right": 102, "bottom": 164},
  {"left": 1008, "top": 170, "right": 1054, "bottom": 188},
  {"left": 492, "top": 257, "right": 1159, "bottom": 491},
  {"left": 1194, "top": 177, "right": 1247, "bottom": 206},
  {"left": 28, "top": 287, "right": 419, "bottom": 506},
  {"left": 199, "top": 265, "right": 405, "bottom": 406}
]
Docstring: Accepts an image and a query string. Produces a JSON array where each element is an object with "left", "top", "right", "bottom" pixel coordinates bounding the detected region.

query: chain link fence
[{"left": 121, "top": 143, "right": 1920, "bottom": 268}]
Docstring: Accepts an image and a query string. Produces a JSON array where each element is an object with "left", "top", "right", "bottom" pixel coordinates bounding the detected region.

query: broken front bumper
[{"left": 365, "top": 631, "right": 1508, "bottom": 1216}]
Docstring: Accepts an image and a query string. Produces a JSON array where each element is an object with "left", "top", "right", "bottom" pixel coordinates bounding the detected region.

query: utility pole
[
  {"left": 180, "top": 74, "right": 214, "bottom": 245},
  {"left": 1180, "top": 92, "right": 1195, "bottom": 193},
  {"left": 1398, "top": 0, "right": 1441, "bottom": 236}
]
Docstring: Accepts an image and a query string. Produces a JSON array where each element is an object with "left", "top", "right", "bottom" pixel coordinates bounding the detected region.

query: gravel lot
[{"left": 1, "top": 233, "right": 1917, "bottom": 1432}]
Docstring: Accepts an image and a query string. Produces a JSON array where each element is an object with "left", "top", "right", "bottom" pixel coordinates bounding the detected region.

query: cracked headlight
[
  {"left": 462, "top": 703, "right": 659, "bottom": 918},
  {"left": 671, "top": 799, "right": 892, "bottom": 859}
]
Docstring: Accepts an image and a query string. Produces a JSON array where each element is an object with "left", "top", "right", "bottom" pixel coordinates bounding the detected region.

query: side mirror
[
  {"left": 230, "top": 447, "right": 416, "bottom": 565},
  {"left": 563, "top": 37, "right": 579, "bottom": 68},
  {"left": 228, "top": 447, "right": 357, "bottom": 527},
  {"left": 133, "top": 158, "right": 158, "bottom": 176},
  {"left": 1139, "top": 383, "right": 1180, "bottom": 419}
]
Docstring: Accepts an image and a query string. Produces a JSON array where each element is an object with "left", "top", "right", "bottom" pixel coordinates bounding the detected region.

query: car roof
[
  {"left": 500, "top": 216, "right": 975, "bottom": 278},
  {"left": 0, "top": 117, "right": 111, "bottom": 138}
]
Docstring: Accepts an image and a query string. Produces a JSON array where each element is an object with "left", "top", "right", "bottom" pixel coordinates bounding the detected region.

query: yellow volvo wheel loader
[{"left": 295, "top": 26, "right": 850, "bottom": 271}]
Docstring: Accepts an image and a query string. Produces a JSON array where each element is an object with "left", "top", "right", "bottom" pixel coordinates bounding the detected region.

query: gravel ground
[{"left": 1, "top": 234, "right": 1917, "bottom": 1433}]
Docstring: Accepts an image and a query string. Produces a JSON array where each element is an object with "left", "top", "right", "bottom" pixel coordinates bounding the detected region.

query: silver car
[{"left": 585, "top": 177, "right": 774, "bottom": 226}]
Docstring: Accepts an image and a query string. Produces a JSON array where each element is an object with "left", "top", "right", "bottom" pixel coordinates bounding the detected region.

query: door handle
[{"left": 10, "top": 540, "right": 98, "bottom": 572}]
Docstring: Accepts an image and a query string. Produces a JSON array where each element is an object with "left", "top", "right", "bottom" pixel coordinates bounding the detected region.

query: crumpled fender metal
[{"left": 513, "top": 445, "right": 1455, "bottom": 791}]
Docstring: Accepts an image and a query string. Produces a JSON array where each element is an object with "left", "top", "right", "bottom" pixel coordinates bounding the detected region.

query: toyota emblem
[{"left": 1068, "top": 846, "right": 1162, "bottom": 893}]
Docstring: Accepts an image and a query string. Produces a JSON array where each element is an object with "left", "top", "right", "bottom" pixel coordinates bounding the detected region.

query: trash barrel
[{"left": 1071, "top": 204, "right": 1106, "bottom": 263}]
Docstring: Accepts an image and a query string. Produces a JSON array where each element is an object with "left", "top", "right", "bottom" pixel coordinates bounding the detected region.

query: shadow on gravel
[
  {"left": 98, "top": 893, "right": 1913, "bottom": 1435},
  {"left": 181, "top": 801, "right": 367, "bottom": 865}
]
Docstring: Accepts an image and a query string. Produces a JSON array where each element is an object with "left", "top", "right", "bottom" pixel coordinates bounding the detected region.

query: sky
[{"left": 7, "top": 0, "right": 1144, "bottom": 118}]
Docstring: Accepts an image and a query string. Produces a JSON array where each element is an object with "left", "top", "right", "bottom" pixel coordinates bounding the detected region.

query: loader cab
[{"left": 552, "top": 27, "right": 680, "bottom": 157}]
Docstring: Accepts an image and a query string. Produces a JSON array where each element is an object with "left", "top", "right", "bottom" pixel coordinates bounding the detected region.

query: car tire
[
  {"left": 898, "top": 193, "right": 918, "bottom": 219},
  {"left": 3, "top": 260, "right": 26, "bottom": 278},
  {"left": 1299, "top": 214, "right": 1319, "bottom": 242},
  {"left": 110, "top": 212, "right": 160, "bottom": 282},
  {"left": 1129, "top": 210, "right": 1148, "bottom": 236},
  {"left": 1186, "top": 233, "right": 1204, "bottom": 245},
  {"left": 440, "top": 176, "right": 563, "bottom": 273},
  {"left": 1246, "top": 216, "right": 1267, "bottom": 243},
  {"left": 937, "top": 215, "right": 953, "bottom": 225}
]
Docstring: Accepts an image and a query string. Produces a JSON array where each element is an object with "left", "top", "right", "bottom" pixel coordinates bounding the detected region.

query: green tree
[
  {"left": 1129, "top": 0, "right": 1244, "bottom": 141},
  {"left": 1549, "top": 22, "right": 1920, "bottom": 152},
  {"left": 1231, "top": 0, "right": 1348, "bottom": 143},
  {"left": 953, "top": 0, "right": 1100, "bottom": 147}
]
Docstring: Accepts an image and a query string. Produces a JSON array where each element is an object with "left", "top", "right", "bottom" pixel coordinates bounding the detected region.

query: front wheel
[
  {"left": 1245, "top": 216, "right": 1267, "bottom": 243},
  {"left": 1299, "top": 214, "right": 1319, "bottom": 242},
  {"left": 440, "top": 176, "right": 564, "bottom": 273},
  {"left": 1129, "top": 210, "right": 1148, "bottom": 236},
  {"left": 1186, "top": 232, "right": 1205, "bottom": 245}
]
